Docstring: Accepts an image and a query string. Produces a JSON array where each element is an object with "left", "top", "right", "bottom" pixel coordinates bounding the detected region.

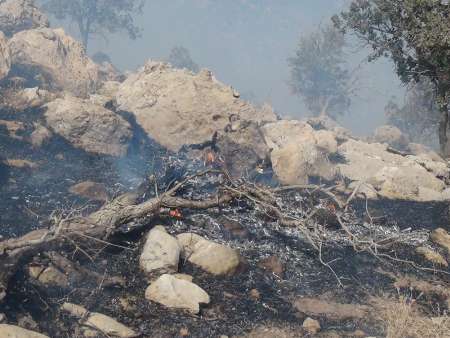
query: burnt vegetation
[{"left": 0, "top": 1, "right": 450, "bottom": 338}]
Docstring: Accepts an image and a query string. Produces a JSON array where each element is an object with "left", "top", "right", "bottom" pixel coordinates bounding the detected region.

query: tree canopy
[
  {"left": 385, "top": 79, "right": 440, "bottom": 147},
  {"left": 41, "top": 0, "right": 145, "bottom": 50},
  {"left": 288, "top": 25, "right": 354, "bottom": 118},
  {"left": 167, "top": 46, "right": 200, "bottom": 73},
  {"left": 334, "top": 0, "right": 450, "bottom": 155}
]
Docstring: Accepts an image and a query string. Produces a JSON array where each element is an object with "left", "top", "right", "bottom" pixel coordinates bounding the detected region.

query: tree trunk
[
  {"left": 438, "top": 97, "right": 450, "bottom": 158},
  {"left": 78, "top": 19, "right": 90, "bottom": 51}
]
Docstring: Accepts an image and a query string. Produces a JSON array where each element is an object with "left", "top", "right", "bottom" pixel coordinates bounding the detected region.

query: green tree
[
  {"left": 334, "top": 0, "right": 450, "bottom": 156},
  {"left": 288, "top": 25, "right": 355, "bottom": 118},
  {"left": 167, "top": 46, "right": 200, "bottom": 73},
  {"left": 385, "top": 79, "right": 440, "bottom": 147},
  {"left": 41, "top": 0, "right": 145, "bottom": 50}
]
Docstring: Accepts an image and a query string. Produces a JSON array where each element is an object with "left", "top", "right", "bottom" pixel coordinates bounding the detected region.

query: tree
[
  {"left": 288, "top": 25, "right": 355, "bottom": 118},
  {"left": 333, "top": 0, "right": 450, "bottom": 156},
  {"left": 385, "top": 79, "right": 440, "bottom": 147},
  {"left": 167, "top": 46, "right": 200, "bottom": 73},
  {"left": 41, "top": 0, "right": 145, "bottom": 50}
]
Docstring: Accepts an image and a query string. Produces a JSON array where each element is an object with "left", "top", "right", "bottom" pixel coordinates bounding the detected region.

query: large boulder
[
  {"left": 115, "top": 61, "right": 277, "bottom": 151},
  {"left": 44, "top": 95, "right": 132, "bottom": 156},
  {"left": 262, "top": 120, "right": 337, "bottom": 185},
  {"left": 0, "top": 31, "right": 10, "bottom": 80},
  {"left": 8, "top": 28, "right": 99, "bottom": 97},
  {"left": 0, "top": 0, "right": 48, "bottom": 37},
  {"left": 337, "top": 139, "right": 448, "bottom": 201}
]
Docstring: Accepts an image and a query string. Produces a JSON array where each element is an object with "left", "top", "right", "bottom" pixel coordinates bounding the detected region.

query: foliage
[
  {"left": 288, "top": 25, "right": 355, "bottom": 118},
  {"left": 385, "top": 79, "right": 440, "bottom": 147},
  {"left": 334, "top": 0, "right": 450, "bottom": 155},
  {"left": 41, "top": 0, "right": 145, "bottom": 50},
  {"left": 167, "top": 46, "right": 200, "bottom": 73}
]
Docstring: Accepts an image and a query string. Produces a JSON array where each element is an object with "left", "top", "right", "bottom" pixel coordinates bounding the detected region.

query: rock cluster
[{"left": 139, "top": 226, "right": 241, "bottom": 314}]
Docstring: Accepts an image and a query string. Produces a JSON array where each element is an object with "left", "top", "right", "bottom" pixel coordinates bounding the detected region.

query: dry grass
[{"left": 372, "top": 297, "right": 450, "bottom": 338}]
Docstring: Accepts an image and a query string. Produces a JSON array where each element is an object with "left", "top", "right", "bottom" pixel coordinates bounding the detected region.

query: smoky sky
[{"left": 44, "top": 0, "right": 405, "bottom": 135}]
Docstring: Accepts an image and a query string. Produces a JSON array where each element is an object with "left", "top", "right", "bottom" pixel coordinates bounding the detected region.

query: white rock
[
  {"left": 0, "top": 324, "right": 49, "bottom": 338},
  {"left": 61, "top": 303, "right": 138, "bottom": 338},
  {"left": 44, "top": 95, "right": 132, "bottom": 156},
  {"left": 177, "top": 233, "right": 240, "bottom": 276},
  {"left": 145, "top": 274, "right": 210, "bottom": 314},
  {"left": 139, "top": 226, "right": 181, "bottom": 276}
]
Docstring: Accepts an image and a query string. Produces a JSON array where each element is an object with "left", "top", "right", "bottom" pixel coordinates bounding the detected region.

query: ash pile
[{"left": 1, "top": 1, "right": 450, "bottom": 337}]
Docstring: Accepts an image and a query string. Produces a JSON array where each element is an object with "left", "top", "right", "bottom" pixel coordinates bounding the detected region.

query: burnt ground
[{"left": 1, "top": 105, "right": 450, "bottom": 337}]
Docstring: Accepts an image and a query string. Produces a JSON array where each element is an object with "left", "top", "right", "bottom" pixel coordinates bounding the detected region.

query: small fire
[
  {"left": 204, "top": 151, "right": 215, "bottom": 165},
  {"left": 169, "top": 208, "right": 183, "bottom": 219}
]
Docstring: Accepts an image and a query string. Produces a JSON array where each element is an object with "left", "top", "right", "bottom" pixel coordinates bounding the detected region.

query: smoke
[{"left": 44, "top": 0, "right": 404, "bottom": 135}]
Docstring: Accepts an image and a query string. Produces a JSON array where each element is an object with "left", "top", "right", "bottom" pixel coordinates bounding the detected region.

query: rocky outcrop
[
  {"left": 8, "top": 28, "right": 98, "bottom": 97},
  {"left": 0, "top": 324, "right": 49, "bottom": 337},
  {"left": 139, "top": 226, "right": 181, "bottom": 276},
  {"left": 177, "top": 233, "right": 240, "bottom": 276},
  {"left": 44, "top": 95, "right": 132, "bottom": 156},
  {"left": 262, "top": 120, "right": 337, "bottom": 185},
  {"left": 0, "top": 31, "right": 10, "bottom": 80},
  {"left": 261, "top": 118, "right": 450, "bottom": 202},
  {"left": 0, "top": 0, "right": 48, "bottom": 37},
  {"left": 337, "top": 140, "right": 448, "bottom": 201},
  {"left": 145, "top": 274, "right": 210, "bottom": 314},
  {"left": 115, "top": 61, "right": 276, "bottom": 151}
]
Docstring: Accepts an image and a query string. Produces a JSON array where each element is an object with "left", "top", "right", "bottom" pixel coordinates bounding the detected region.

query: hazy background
[{"left": 44, "top": 0, "right": 405, "bottom": 135}]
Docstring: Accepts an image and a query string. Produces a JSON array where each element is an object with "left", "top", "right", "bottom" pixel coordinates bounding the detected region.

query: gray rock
[
  {"left": 177, "top": 233, "right": 240, "bottom": 276},
  {"left": 145, "top": 274, "right": 210, "bottom": 314},
  {"left": 44, "top": 95, "right": 132, "bottom": 156},
  {"left": 139, "top": 226, "right": 181, "bottom": 276}
]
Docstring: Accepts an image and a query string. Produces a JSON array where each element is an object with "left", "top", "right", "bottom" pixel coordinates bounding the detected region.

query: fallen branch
[{"left": 0, "top": 171, "right": 238, "bottom": 302}]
